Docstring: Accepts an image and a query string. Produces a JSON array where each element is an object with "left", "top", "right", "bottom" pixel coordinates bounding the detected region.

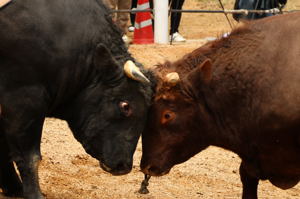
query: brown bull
[{"left": 141, "top": 12, "right": 300, "bottom": 199}]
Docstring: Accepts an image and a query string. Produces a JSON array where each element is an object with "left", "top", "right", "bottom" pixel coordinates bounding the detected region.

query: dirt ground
[{"left": 2, "top": 1, "right": 300, "bottom": 199}]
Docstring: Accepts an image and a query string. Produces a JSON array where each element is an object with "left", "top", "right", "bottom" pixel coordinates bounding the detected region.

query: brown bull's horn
[
  {"left": 124, "top": 60, "right": 150, "bottom": 83},
  {"left": 165, "top": 72, "right": 180, "bottom": 85}
]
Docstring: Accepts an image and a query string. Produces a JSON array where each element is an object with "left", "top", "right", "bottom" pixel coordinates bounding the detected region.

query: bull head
[{"left": 124, "top": 60, "right": 150, "bottom": 84}]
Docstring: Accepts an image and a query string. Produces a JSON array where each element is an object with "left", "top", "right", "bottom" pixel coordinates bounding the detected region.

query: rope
[{"left": 111, "top": 8, "right": 289, "bottom": 14}]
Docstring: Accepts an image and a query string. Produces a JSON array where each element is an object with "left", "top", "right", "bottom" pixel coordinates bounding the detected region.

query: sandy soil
[{"left": 1, "top": 1, "right": 300, "bottom": 199}]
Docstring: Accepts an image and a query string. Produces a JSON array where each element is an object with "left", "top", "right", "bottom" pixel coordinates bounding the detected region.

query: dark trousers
[
  {"left": 130, "top": 0, "right": 153, "bottom": 26},
  {"left": 233, "top": 0, "right": 287, "bottom": 21},
  {"left": 170, "top": 0, "right": 185, "bottom": 35},
  {"left": 130, "top": 0, "right": 137, "bottom": 25},
  {"left": 131, "top": 0, "right": 185, "bottom": 35}
]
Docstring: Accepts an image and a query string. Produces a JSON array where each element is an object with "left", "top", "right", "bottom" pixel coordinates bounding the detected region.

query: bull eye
[
  {"left": 161, "top": 110, "right": 175, "bottom": 124},
  {"left": 119, "top": 101, "right": 132, "bottom": 117},
  {"left": 164, "top": 113, "right": 171, "bottom": 119}
]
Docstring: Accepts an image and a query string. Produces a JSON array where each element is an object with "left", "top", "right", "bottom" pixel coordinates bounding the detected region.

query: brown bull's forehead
[
  {"left": 157, "top": 94, "right": 176, "bottom": 101},
  {"left": 155, "top": 83, "right": 181, "bottom": 100}
]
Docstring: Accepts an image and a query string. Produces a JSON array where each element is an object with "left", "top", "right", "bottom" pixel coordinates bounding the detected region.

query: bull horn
[
  {"left": 124, "top": 60, "right": 150, "bottom": 83},
  {"left": 0, "top": 0, "right": 11, "bottom": 8},
  {"left": 165, "top": 72, "right": 180, "bottom": 85}
]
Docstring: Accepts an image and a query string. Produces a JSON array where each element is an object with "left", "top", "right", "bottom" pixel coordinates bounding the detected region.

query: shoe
[
  {"left": 222, "top": 32, "right": 230, "bottom": 38},
  {"left": 204, "top": 36, "right": 217, "bottom": 41},
  {"left": 128, "top": 26, "right": 135, "bottom": 32},
  {"left": 122, "top": 35, "right": 129, "bottom": 42},
  {"left": 170, "top": 32, "right": 186, "bottom": 42},
  {"left": 122, "top": 35, "right": 132, "bottom": 46}
]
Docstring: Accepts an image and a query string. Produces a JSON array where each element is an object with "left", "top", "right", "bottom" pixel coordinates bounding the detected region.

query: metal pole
[{"left": 154, "top": 0, "right": 169, "bottom": 44}]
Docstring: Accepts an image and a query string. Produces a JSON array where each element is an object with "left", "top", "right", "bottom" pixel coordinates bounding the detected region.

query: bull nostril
[
  {"left": 141, "top": 165, "right": 151, "bottom": 174},
  {"left": 100, "top": 162, "right": 112, "bottom": 172},
  {"left": 111, "top": 162, "right": 132, "bottom": 176},
  {"left": 115, "top": 162, "right": 131, "bottom": 171},
  {"left": 142, "top": 165, "right": 159, "bottom": 175},
  {"left": 100, "top": 160, "right": 133, "bottom": 176},
  {"left": 148, "top": 166, "right": 160, "bottom": 174},
  {"left": 141, "top": 165, "right": 170, "bottom": 176}
]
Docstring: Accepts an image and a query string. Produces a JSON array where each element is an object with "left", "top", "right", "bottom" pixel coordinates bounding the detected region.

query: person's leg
[
  {"left": 103, "top": 0, "right": 117, "bottom": 10},
  {"left": 117, "top": 0, "right": 132, "bottom": 35},
  {"left": 149, "top": 0, "right": 154, "bottom": 29},
  {"left": 149, "top": 0, "right": 153, "bottom": 9},
  {"left": 170, "top": 0, "right": 185, "bottom": 35},
  {"left": 130, "top": 0, "right": 138, "bottom": 26},
  {"left": 131, "top": 0, "right": 154, "bottom": 31},
  {"left": 103, "top": 0, "right": 118, "bottom": 21}
]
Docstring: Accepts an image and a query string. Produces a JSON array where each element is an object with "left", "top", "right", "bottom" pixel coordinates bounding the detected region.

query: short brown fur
[{"left": 141, "top": 12, "right": 300, "bottom": 199}]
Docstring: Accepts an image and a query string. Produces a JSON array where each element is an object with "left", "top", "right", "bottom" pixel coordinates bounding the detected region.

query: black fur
[{"left": 0, "top": 0, "right": 155, "bottom": 198}]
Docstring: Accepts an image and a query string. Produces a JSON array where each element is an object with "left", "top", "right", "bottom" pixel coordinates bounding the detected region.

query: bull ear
[
  {"left": 187, "top": 59, "right": 212, "bottom": 84},
  {"left": 93, "top": 43, "right": 123, "bottom": 82}
]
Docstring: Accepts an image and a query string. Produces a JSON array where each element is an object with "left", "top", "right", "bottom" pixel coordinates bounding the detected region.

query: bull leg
[
  {"left": 239, "top": 161, "right": 259, "bottom": 199},
  {"left": 15, "top": 152, "right": 43, "bottom": 199},
  {"left": 0, "top": 137, "right": 23, "bottom": 197},
  {"left": 5, "top": 117, "right": 45, "bottom": 199}
]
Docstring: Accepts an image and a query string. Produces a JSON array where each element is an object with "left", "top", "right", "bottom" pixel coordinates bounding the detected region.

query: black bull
[{"left": 0, "top": 0, "right": 154, "bottom": 198}]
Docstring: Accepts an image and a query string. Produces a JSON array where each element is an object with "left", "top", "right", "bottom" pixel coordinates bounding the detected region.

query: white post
[{"left": 154, "top": 0, "right": 168, "bottom": 44}]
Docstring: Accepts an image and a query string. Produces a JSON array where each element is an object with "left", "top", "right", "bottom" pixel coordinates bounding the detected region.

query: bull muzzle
[
  {"left": 100, "top": 161, "right": 132, "bottom": 176},
  {"left": 140, "top": 164, "right": 171, "bottom": 177}
]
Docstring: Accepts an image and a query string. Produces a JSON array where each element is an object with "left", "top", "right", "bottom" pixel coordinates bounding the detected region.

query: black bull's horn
[
  {"left": 0, "top": 0, "right": 11, "bottom": 8},
  {"left": 124, "top": 60, "right": 150, "bottom": 83}
]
